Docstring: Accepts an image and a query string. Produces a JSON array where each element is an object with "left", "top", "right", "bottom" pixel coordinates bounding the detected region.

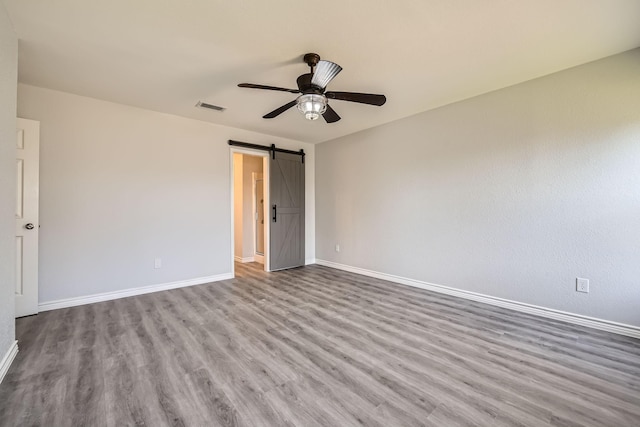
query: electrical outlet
[
  {"left": 576, "top": 278, "right": 589, "bottom": 293},
  {"left": 335, "top": 244, "right": 340, "bottom": 252},
  {"left": 155, "top": 258, "right": 162, "bottom": 269}
]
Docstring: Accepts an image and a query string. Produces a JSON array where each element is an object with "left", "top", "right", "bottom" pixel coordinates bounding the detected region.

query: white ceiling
[{"left": 4, "top": 1, "right": 640, "bottom": 144}]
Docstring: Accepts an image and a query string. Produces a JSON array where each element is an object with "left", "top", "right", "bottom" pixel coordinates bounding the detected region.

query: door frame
[
  {"left": 252, "top": 172, "right": 265, "bottom": 265},
  {"left": 229, "top": 147, "right": 270, "bottom": 276}
]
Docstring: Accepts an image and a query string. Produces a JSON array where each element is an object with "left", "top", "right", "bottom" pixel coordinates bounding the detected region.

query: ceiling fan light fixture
[{"left": 296, "top": 94, "right": 327, "bottom": 120}]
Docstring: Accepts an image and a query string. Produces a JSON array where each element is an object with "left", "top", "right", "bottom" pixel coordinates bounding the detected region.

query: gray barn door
[{"left": 270, "top": 152, "right": 305, "bottom": 270}]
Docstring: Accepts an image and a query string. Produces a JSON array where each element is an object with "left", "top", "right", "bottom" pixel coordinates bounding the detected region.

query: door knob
[{"left": 25, "top": 223, "right": 34, "bottom": 230}]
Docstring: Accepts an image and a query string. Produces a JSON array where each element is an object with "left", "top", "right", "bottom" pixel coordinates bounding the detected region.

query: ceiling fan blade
[
  {"left": 238, "top": 83, "right": 300, "bottom": 94},
  {"left": 263, "top": 100, "right": 297, "bottom": 119},
  {"left": 325, "top": 91, "right": 386, "bottom": 106},
  {"left": 311, "top": 60, "right": 342, "bottom": 89},
  {"left": 322, "top": 105, "right": 341, "bottom": 123}
]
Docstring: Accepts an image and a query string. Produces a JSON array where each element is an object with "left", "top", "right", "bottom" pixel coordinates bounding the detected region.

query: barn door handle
[
  {"left": 25, "top": 223, "right": 35, "bottom": 230},
  {"left": 272, "top": 204, "right": 277, "bottom": 222}
]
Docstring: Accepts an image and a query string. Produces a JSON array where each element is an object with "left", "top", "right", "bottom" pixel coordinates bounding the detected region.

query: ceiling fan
[{"left": 238, "top": 53, "right": 386, "bottom": 123}]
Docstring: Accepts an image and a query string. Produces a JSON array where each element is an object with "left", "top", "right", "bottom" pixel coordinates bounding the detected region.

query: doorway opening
[
  {"left": 230, "top": 140, "right": 306, "bottom": 276},
  {"left": 232, "top": 150, "right": 269, "bottom": 275}
]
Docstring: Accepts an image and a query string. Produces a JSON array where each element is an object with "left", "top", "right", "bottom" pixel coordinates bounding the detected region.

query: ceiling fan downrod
[{"left": 303, "top": 53, "right": 320, "bottom": 74}]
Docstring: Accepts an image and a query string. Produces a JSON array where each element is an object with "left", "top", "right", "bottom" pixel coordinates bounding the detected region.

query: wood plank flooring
[{"left": 1, "top": 262, "right": 640, "bottom": 426}]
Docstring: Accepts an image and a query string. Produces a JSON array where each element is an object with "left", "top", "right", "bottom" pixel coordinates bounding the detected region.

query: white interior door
[{"left": 15, "top": 118, "right": 40, "bottom": 317}]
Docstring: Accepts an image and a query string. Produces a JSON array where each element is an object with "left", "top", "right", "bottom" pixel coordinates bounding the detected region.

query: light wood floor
[{"left": 1, "top": 263, "right": 640, "bottom": 426}]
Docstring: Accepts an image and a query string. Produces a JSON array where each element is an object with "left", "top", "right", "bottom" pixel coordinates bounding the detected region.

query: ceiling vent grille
[{"left": 196, "top": 101, "right": 226, "bottom": 112}]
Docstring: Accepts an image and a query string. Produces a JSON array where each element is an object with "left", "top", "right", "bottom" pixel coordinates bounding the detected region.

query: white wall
[
  {"left": 17, "top": 84, "right": 315, "bottom": 304},
  {"left": 316, "top": 49, "right": 640, "bottom": 327},
  {"left": 0, "top": 3, "right": 17, "bottom": 360}
]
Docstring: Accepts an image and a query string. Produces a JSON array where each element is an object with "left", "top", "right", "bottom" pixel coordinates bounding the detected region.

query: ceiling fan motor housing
[{"left": 296, "top": 74, "right": 323, "bottom": 94}]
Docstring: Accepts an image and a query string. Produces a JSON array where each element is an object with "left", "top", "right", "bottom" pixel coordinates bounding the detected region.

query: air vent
[{"left": 196, "top": 101, "right": 226, "bottom": 112}]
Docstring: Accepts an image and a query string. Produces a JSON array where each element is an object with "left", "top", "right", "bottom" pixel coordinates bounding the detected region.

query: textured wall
[
  {"left": 0, "top": 3, "right": 18, "bottom": 360},
  {"left": 18, "top": 84, "right": 315, "bottom": 303},
  {"left": 316, "top": 49, "right": 640, "bottom": 326}
]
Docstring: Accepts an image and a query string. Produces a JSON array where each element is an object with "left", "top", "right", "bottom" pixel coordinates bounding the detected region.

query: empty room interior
[{"left": 1, "top": 1, "right": 640, "bottom": 426}]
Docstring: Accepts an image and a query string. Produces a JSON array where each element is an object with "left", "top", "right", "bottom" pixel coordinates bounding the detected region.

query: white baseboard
[
  {"left": 38, "top": 272, "right": 234, "bottom": 312},
  {"left": 0, "top": 341, "right": 18, "bottom": 384},
  {"left": 315, "top": 259, "right": 640, "bottom": 339},
  {"left": 236, "top": 257, "right": 312, "bottom": 266}
]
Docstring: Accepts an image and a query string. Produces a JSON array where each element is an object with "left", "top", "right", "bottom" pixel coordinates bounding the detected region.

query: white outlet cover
[{"left": 576, "top": 278, "right": 589, "bottom": 293}]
